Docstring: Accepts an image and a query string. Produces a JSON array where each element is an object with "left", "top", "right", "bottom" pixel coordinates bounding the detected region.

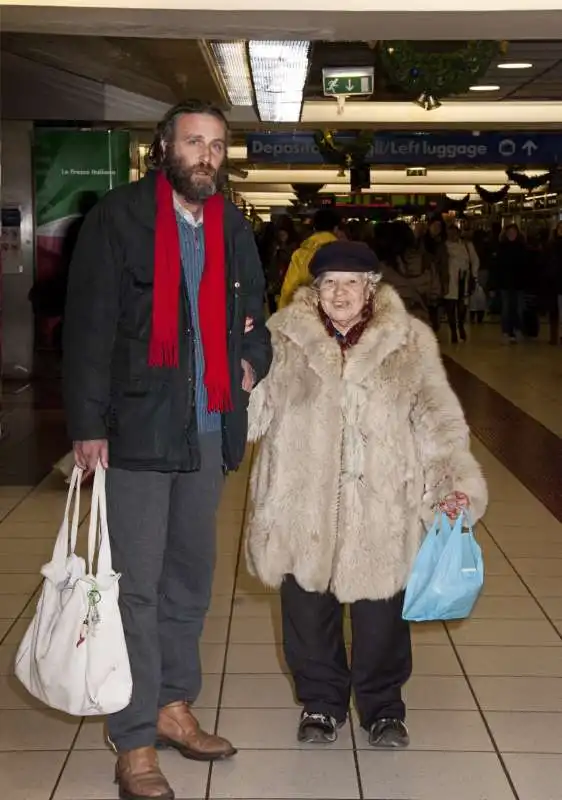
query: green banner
[
  {"left": 33, "top": 129, "right": 130, "bottom": 348},
  {"left": 35, "top": 129, "right": 130, "bottom": 231}
]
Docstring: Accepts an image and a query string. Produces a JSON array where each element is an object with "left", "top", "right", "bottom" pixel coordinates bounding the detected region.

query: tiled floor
[{"left": 1, "top": 328, "right": 561, "bottom": 800}]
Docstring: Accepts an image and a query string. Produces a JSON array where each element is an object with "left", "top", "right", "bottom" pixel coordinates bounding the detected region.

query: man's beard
[{"left": 163, "top": 149, "right": 223, "bottom": 204}]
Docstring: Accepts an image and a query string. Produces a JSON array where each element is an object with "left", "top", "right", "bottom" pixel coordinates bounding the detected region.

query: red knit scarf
[{"left": 148, "top": 172, "right": 232, "bottom": 413}]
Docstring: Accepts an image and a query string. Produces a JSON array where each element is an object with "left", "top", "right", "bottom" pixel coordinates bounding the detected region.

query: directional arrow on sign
[
  {"left": 522, "top": 140, "right": 538, "bottom": 156},
  {"left": 346, "top": 80, "right": 354, "bottom": 92}
]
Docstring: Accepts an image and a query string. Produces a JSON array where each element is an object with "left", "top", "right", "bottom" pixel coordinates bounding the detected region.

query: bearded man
[{"left": 63, "top": 100, "right": 272, "bottom": 800}]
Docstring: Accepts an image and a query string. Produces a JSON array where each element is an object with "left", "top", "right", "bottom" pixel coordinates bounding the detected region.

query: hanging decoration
[
  {"left": 291, "top": 183, "right": 326, "bottom": 207},
  {"left": 314, "top": 130, "right": 373, "bottom": 170},
  {"left": 439, "top": 194, "right": 470, "bottom": 217},
  {"left": 475, "top": 184, "right": 510, "bottom": 204},
  {"left": 506, "top": 169, "right": 551, "bottom": 191},
  {"left": 549, "top": 168, "right": 562, "bottom": 193},
  {"left": 379, "top": 41, "right": 500, "bottom": 109}
]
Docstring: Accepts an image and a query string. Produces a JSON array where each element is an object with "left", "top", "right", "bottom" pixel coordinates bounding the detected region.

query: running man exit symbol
[{"left": 322, "top": 68, "right": 374, "bottom": 97}]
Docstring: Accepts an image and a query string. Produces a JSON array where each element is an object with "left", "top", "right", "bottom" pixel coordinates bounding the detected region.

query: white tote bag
[{"left": 15, "top": 464, "right": 132, "bottom": 716}]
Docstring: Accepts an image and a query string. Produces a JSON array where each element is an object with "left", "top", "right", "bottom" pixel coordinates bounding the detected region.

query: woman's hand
[
  {"left": 438, "top": 491, "right": 469, "bottom": 521},
  {"left": 244, "top": 317, "right": 254, "bottom": 334}
]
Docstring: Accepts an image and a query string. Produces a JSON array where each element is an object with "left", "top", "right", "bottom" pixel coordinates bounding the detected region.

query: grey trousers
[{"left": 106, "top": 432, "right": 223, "bottom": 752}]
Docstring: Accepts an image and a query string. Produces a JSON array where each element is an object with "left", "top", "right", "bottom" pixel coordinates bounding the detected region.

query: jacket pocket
[{"left": 108, "top": 383, "right": 172, "bottom": 462}]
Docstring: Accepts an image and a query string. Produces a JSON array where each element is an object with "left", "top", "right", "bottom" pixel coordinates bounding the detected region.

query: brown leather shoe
[
  {"left": 114, "top": 746, "right": 174, "bottom": 800},
  {"left": 156, "top": 701, "right": 237, "bottom": 761}
]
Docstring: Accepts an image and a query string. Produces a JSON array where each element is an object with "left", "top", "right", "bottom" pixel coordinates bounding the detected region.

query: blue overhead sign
[{"left": 245, "top": 132, "right": 562, "bottom": 166}]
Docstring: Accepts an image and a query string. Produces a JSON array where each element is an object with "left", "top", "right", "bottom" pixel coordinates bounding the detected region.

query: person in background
[
  {"left": 444, "top": 225, "right": 479, "bottom": 343},
  {"left": 263, "top": 220, "right": 298, "bottom": 314},
  {"left": 544, "top": 220, "right": 562, "bottom": 345},
  {"left": 420, "top": 217, "right": 449, "bottom": 334},
  {"left": 245, "top": 240, "right": 487, "bottom": 748},
  {"left": 493, "top": 224, "right": 532, "bottom": 343},
  {"left": 278, "top": 208, "right": 341, "bottom": 308},
  {"left": 63, "top": 100, "right": 272, "bottom": 800},
  {"left": 469, "top": 280, "right": 487, "bottom": 325},
  {"left": 377, "top": 222, "right": 432, "bottom": 324}
]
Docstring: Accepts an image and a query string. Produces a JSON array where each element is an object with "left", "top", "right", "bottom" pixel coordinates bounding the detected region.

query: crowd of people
[{"left": 256, "top": 211, "right": 562, "bottom": 346}]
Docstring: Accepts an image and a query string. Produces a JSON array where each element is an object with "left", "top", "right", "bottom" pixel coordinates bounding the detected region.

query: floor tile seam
[
  {"left": 206, "top": 451, "right": 258, "bottom": 800},
  {"left": 8, "top": 704, "right": 562, "bottom": 713},
  {"left": 0, "top": 484, "right": 39, "bottom": 524},
  {"left": 442, "top": 356, "right": 562, "bottom": 522},
  {"left": 481, "top": 520, "right": 562, "bottom": 644},
  {"left": 442, "top": 348, "right": 561, "bottom": 434},
  {"left": 0, "top": 590, "right": 41, "bottom": 646},
  {"left": 47, "top": 717, "right": 84, "bottom": 800},
  {"left": 443, "top": 626, "right": 520, "bottom": 800}
]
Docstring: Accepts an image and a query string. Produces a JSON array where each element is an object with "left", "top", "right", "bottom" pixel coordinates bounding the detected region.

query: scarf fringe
[
  {"left": 206, "top": 386, "right": 234, "bottom": 414},
  {"left": 148, "top": 339, "right": 179, "bottom": 369}
]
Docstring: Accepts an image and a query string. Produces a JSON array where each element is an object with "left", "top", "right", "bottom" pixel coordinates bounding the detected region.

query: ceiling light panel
[
  {"left": 209, "top": 41, "right": 253, "bottom": 106},
  {"left": 497, "top": 62, "right": 533, "bottom": 70},
  {"left": 248, "top": 40, "right": 311, "bottom": 123}
]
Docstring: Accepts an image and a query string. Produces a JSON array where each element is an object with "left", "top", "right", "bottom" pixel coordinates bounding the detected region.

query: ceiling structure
[
  {"left": 0, "top": 34, "right": 226, "bottom": 106},
  {"left": 3, "top": 1, "right": 562, "bottom": 42},
  {"left": 2, "top": 29, "right": 561, "bottom": 211},
  {"left": 305, "top": 40, "right": 562, "bottom": 102}
]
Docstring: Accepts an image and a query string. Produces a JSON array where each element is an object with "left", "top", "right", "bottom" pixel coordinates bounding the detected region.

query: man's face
[{"left": 163, "top": 112, "right": 227, "bottom": 204}]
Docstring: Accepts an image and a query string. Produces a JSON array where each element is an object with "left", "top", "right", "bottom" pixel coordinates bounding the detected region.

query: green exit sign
[{"left": 322, "top": 68, "right": 374, "bottom": 97}]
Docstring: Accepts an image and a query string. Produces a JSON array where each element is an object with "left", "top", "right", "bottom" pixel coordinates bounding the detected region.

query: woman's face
[
  {"left": 506, "top": 226, "right": 519, "bottom": 242},
  {"left": 555, "top": 222, "right": 562, "bottom": 238},
  {"left": 318, "top": 271, "right": 370, "bottom": 332},
  {"left": 277, "top": 229, "right": 289, "bottom": 244},
  {"left": 429, "top": 220, "right": 442, "bottom": 238}
]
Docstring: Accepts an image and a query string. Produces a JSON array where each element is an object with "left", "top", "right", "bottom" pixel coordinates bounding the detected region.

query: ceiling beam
[
  {"left": 3, "top": 5, "right": 562, "bottom": 41},
  {"left": 107, "top": 37, "right": 186, "bottom": 101}
]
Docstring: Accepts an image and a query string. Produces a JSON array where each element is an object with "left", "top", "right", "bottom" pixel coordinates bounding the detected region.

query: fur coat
[{"left": 245, "top": 284, "right": 488, "bottom": 603}]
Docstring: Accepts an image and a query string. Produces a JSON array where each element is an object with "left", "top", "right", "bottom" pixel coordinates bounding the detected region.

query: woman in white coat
[
  {"left": 444, "top": 225, "right": 480, "bottom": 343},
  {"left": 245, "top": 241, "right": 488, "bottom": 748}
]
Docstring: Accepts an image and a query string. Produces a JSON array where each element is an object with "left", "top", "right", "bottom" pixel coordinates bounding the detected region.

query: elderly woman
[{"left": 245, "top": 241, "right": 487, "bottom": 748}]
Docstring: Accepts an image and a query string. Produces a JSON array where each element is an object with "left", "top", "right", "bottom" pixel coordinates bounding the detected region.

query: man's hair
[
  {"left": 313, "top": 208, "right": 340, "bottom": 233},
  {"left": 147, "top": 100, "right": 230, "bottom": 169}
]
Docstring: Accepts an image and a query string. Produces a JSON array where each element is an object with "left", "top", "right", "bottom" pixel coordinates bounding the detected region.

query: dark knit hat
[{"left": 309, "top": 241, "right": 380, "bottom": 280}]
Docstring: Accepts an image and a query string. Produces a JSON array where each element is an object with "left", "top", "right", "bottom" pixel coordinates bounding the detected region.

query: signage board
[{"left": 246, "top": 132, "right": 562, "bottom": 166}]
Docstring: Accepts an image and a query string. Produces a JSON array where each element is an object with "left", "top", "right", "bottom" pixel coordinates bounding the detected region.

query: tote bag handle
[
  {"left": 87, "top": 464, "right": 113, "bottom": 576},
  {"left": 51, "top": 465, "right": 82, "bottom": 567}
]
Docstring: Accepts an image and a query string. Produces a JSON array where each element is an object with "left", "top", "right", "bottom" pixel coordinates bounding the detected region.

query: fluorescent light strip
[
  {"left": 209, "top": 41, "right": 253, "bottom": 106},
  {"left": 497, "top": 62, "right": 533, "bottom": 69},
  {"left": 239, "top": 184, "right": 524, "bottom": 204},
  {"left": 300, "top": 100, "right": 562, "bottom": 126},
  {"left": 248, "top": 40, "right": 310, "bottom": 123},
  {"left": 231, "top": 169, "right": 544, "bottom": 185}
]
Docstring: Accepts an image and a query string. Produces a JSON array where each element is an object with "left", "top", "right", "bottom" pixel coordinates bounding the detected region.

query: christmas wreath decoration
[
  {"left": 314, "top": 130, "right": 373, "bottom": 168},
  {"left": 380, "top": 41, "right": 501, "bottom": 108}
]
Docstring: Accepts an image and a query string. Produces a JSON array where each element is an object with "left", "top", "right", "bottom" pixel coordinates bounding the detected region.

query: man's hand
[
  {"left": 241, "top": 359, "right": 255, "bottom": 393},
  {"left": 73, "top": 439, "right": 109, "bottom": 475},
  {"left": 244, "top": 316, "right": 254, "bottom": 334}
]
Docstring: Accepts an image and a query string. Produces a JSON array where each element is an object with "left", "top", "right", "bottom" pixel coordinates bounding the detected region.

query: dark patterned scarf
[{"left": 318, "top": 302, "right": 373, "bottom": 352}]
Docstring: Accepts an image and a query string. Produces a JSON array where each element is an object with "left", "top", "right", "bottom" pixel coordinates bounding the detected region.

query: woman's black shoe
[
  {"left": 297, "top": 711, "right": 341, "bottom": 744},
  {"left": 368, "top": 718, "right": 410, "bottom": 748}
]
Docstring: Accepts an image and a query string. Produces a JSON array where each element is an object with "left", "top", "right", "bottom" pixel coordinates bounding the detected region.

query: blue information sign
[{"left": 245, "top": 132, "right": 562, "bottom": 166}]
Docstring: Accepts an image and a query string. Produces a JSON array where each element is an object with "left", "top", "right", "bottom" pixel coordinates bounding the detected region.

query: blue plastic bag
[{"left": 402, "top": 511, "right": 484, "bottom": 622}]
